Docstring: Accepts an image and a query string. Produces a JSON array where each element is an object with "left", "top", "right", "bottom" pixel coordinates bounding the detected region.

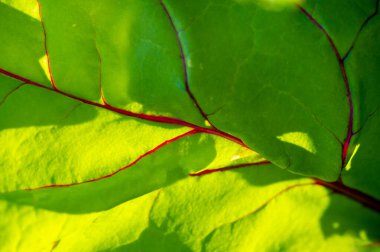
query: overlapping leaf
[
  {"left": 1, "top": 167, "right": 379, "bottom": 251},
  {"left": 0, "top": 0, "right": 379, "bottom": 251}
]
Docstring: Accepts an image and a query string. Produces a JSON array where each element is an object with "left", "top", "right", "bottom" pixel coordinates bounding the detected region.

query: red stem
[{"left": 314, "top": 179, "right": 380, "bottom": 212}]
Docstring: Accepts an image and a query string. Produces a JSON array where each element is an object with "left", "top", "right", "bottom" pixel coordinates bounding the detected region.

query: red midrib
[
  {"left": 315, "top": 179, "right": 380, "bottom": 212},
  {"left": 159, "top": 0, "right": 216, "bottom": 129},
  {"left": 188, "top": 161, "right": 380, "bottom": 212},
  {"left": 298, "top": 6, "right": 354, "bottom": 172},
  {"left": 208, "top": 179, "right": 380, "bottom": 227},
  {"left": 25, "top": 129, "right": 199, "bottom": 190},
  {"left": 0, "top": 68, "right": 248, "bottom": 148}
]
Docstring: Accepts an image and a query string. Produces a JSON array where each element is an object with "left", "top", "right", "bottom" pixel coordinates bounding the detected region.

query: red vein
[
  {"left": 243, "top": 183, "right": 315, "bottom": 217},
  {"left": 0, "top": 83, "right": 26, "bottom": 106},
  {"left": 298, "top": 6, "right": 354, "bottom": 172},
  {"left": 343, "top": 0, "right": 380, "bottom": 60},
  {"left": 314, "top": 179, "right": 380, "bottom": 212},
  {"left": 36, "top": 0, "right": 57, "bottom": 90},
  {"left": 159, "top": 0, "right": 216, "bottom": 129},
  {"left": 60, "top": 103, "right": 82, "bottom": 122},
  {"left": 189, "top": 160, "right": 380, "bottom": 212},
  {"left": 24, "top": 129, "right": 199, "bottom": 190},
  {"left": 208, "top": 178, "right": 380, "bottom": 235},
  {"left": 212, "top": 179, "right": 380, "bottom": 232},
  {"left": 189, "top": 161, "right": 271, "bottom": 176},
  {"left": 212, "top": 182, "right": 315, "bottom": 230},
  {"left": 0, "top": 68, "right": 248, "bottom": 148},
  {"left": 92, "top": 30, "right": 106, "bottom": 105}
]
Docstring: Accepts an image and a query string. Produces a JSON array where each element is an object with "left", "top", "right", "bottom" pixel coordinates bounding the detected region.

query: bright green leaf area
[
  {"left": 0, "top": 74, "right": 186, "bottom": 191},
  {"left": 0, "top": 75, "right": 264, "bottom": 193},
  {"left": 1, "top": 0, "right": 380, "bottom": 251},
  {"left": 1, "top": 166, "right": 379, "bottom": 252},
  {"left": 0, "top": 127, "right": 263, "bottom": 214}
]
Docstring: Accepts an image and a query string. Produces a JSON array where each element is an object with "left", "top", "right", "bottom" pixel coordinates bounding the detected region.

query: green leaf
[
  {"left": 148, "top": 167, "right": 380, "bottom": 252},
  {"left": 301, "top": 0, "right": 378, "bottom": 56},
  {"left": 0, "top": 131, "right": 263, "bottom": 213},
  {"left": 0, "top": 0, "right": 379, "bottom": 251},
  {"left": 164, "top": 0, "right": 349, "bottom": 180},
  {"left": 0, "top": 0, "right": 207, "bottom": 124},
  {"left": 1, "top": 166, "right": 379, "bottom": 251},
  {"left": 342, "top": 3, "right": 380, "bottom": 199}
]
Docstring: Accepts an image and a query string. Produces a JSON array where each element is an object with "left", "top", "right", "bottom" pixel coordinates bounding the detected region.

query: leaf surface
[
  {"left": 343, "top": 4, "right": 380, "bottom": 199},
  {"left": 0, "top": 166, "right": 379, "bottom": 252},
  {"left": 0, "top": 0, "right": 379, "bottom": 251},
  {"left": 301, "top": 0, "right": 378, "bottom": 56},
  {"left": 162, "top": 0, "right": 350, "bottom": 180}
]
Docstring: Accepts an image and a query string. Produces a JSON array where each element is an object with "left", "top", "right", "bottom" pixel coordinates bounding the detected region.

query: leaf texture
[{"left": 0, "top": 0, "right": 379, "bottom": 251}]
